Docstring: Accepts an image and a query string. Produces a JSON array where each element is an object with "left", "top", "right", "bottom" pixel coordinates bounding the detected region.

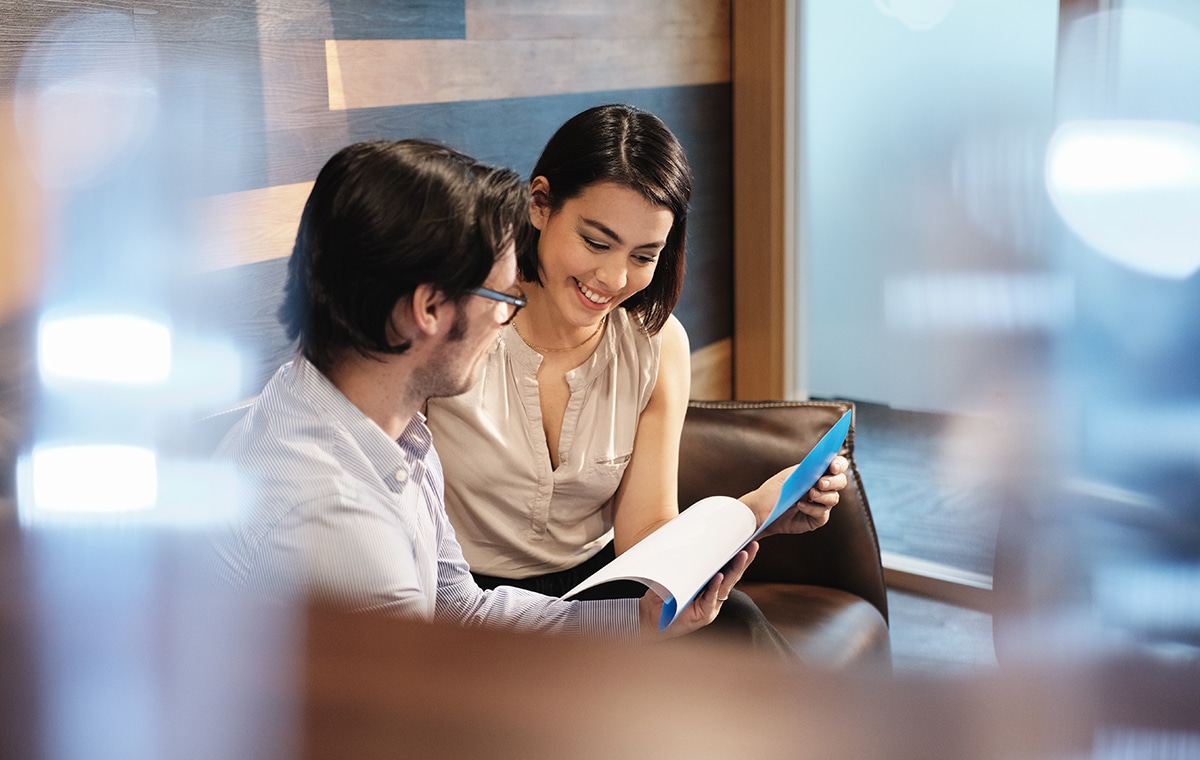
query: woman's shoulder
[
  {"left": 659, "top": 313, "right": 689, "bottom": 350},
  {"left": 612, "top": 308, "right": 688, "bottom": 345}
]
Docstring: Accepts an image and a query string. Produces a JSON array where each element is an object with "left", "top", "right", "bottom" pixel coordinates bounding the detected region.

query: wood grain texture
[
  {"left": 732, "top": 0, "right": 792, "bottom": 400},
  {"left": 259, "top": 39, "right": 344, "bottom": 131},
  {"left": 0, "top": 0, "right": 461, "bottom": 43},
  {"left": 327, "top": 37, "right": 729, "bottom": 110},
  {"left": 326, "top": 0, "right": 464, "bottom": 40},
  {"left": 690, "top": 337, "right": 732, "bottom": 401},
  {"left": 324, "top": 38, "right": 346, "bottom": 111},
  {"left": 0, "top": 100, "right": 42, "bottom": 321},
  {"left": 465, "top": 0, "right": 729, "bottom": 40},
  {"left": 193, "top": 182, "right": 313, "bottom": 272},
  {"left": 326, "top": 0, "right": 729, "bottom": 110},
  {"left": 3, "top": 0, "right": 735, "bottom": 359}
]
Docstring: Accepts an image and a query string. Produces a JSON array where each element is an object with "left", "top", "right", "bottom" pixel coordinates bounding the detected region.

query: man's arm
[
  {"left": 430, "top": 493, "right": 756, "bottom": 641},
  {"left": 429, "top": 498, "right": 641, "bottom": 639}
]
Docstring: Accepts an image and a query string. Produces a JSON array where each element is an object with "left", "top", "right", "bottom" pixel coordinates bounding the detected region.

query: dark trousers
[{"left": 472, "top": 542, "right": 796, "bottom": 660}]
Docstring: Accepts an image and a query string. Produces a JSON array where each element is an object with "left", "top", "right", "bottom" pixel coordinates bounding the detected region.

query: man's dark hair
[
  {"left": 520, "top": 104, "right": 692, "bottom": 335},
  {"left": 279, "top": 139, "right": 529, "bottom": 370}
]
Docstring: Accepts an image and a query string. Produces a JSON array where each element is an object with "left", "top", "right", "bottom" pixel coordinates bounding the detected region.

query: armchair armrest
[{"left": 678, "top": 400, "right": 888, "bottom": 624}]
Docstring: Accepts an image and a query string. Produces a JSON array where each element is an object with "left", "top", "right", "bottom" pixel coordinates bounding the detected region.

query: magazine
[{"left": 562, "top": 409, "right": 853, "bottom": 630}]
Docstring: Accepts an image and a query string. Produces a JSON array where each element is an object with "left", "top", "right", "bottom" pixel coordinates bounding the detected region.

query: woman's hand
[
  {"left": 637, "top": 542, "right": 759, "bottom": 640},
  {"left": 740, "top": 456, "right": 850, "bottom": 538}
]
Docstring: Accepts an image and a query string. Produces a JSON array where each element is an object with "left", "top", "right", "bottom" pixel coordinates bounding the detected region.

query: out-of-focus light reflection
[
  {"left": 26, "top": 444, "right": 157, "bottom": 517},
  {"left": 1048, "top": 4, "right": 1200, "bottom": 281},
  {"left": 168, "top": 337, "right": 243, "bottom": 409},
  {"left": 1045, "top": 120, "right": 1200, "bottom": 279},
  {"left": 884, "top": 271, "right": 1074, "bottom": 333},
  {"left": 155, "top": 460, "right": 244, "bottom": 528},
  {"left": 4, "top": 8, "right": 290, "bottom": 760},
  {"left": 15, "top": 11, "right": 158, "bottom": 190},
  {"left": 38, "top": 313, "right": 172, "bottom": 386},
  {"left": 1095, "top": 564, "right": 1200, "bottom": 636},
  {"left": 1048, "top": 121, "right": 1200, "bottom": 194},
  {"left": 950, "top": 126, "right": 1050, "bottom": 256},
  {"left": 874, "top": 0, "right": 957, "bottom": 31},
  {"left": 1080, "top": 403, "right": 1200, "bottom": 477},
  {"left": 18, "top": 445, "right": 244, "bottom": 528}
]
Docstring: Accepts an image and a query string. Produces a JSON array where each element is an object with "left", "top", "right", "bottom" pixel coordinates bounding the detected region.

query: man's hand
[
  {"left": 740, "top": 456, "right": 850, "bottom": 538},
  {"left": 637, "top": 541, "right": 759, "bottom": 640}
]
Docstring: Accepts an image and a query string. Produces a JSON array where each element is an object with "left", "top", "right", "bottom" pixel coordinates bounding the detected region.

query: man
[{"left": 213, "top": 140, "right": 752, "bottom": 639}]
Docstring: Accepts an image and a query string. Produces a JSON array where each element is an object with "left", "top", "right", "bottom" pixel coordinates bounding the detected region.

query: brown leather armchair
[{"left": 678, "top": 400, "right": 891, "bottom": 671}]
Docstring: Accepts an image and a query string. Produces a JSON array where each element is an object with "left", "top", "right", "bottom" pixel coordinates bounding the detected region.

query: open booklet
[{"left": 562, "top": 408, "right": 853, "bottom": 630}]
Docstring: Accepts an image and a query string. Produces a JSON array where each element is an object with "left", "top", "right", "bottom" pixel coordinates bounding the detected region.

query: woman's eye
[
  {"left": 634, "top": 254, "right": 659, "bottom": 265},
  {"left": 583, "top": 237, "right": 609, "bottom": 251}
]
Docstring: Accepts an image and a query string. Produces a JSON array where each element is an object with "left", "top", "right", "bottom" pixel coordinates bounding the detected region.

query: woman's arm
[
  {"left": 609, "top": 314, "right": 850, "bottom": 553},
  {"left": 610, "top": 314, "right": 691, "bottom": 555}
]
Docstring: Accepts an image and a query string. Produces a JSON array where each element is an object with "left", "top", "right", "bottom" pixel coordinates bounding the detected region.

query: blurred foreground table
[{"left": 1, "top": 523, "right": 1198, "bottom": 759}]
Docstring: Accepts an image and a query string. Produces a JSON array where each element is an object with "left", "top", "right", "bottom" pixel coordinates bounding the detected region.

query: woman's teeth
[{"left": 576, "top": 280, "right": 613, "bottom": 304}]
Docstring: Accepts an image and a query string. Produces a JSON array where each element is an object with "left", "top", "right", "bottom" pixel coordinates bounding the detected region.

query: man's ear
[
  {"left": 395, "top": 284, "right": 454, "bottom": 340},
  {"left": 529, "top": 175, "right": 552, "bottom": 231}
]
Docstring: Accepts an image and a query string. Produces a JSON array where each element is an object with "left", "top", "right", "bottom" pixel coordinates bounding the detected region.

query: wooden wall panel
[
  {"left": 690, "top": 338, "right": 733, "bottom": 400},
  {"left": 325, "top": 0, "right": 729, "bottom": 111},
  {"left": 732, "top": 0, "right": 792, "bottom": 400},
  {"left": 326, "top": 0, "right": 465, "bottom": 40},
  {"left": 0, "top": 0, "right": 734, "bottom": 400},
  {"left": 0, "top": 0, "right": 463, "bottom": 43},
  {"left": 327, "top": 37, "right": 728, "bottom": 109},
  {"left": 0, "top": 100, "right": 42, "bottom": 321},
  {"left": 194, "top": 182, "right": 313, "bottom": 272},
  {"left": 465, "top": 0, "right": 730, "bottom": 40}
]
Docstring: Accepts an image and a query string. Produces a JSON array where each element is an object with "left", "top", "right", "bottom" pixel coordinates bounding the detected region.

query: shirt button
[{"left": 395, "top": 468, "right": 408, "bottom": 483}]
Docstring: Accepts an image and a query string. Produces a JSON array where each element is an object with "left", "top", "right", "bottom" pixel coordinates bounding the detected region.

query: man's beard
[
  {"left": 446, "top": 304, "right": 468, "bottom": 342},
  {"left": 416, "top": 307, "right": 475, "bottom": 401}
]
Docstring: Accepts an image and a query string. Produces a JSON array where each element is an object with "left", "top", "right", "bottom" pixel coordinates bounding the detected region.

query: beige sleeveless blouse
[{"left": 426, "top": 308, "right": 662, "bottom": 578}]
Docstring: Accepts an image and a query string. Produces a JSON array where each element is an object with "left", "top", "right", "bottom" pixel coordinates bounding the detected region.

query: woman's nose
[{"left": 595, "top": 255, "right": 627, "bottom": 291}]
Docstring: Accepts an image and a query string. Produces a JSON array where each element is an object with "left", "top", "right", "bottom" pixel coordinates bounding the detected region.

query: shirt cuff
[{"left": 578, "top": 597, "right": 640, "bottom": 641}]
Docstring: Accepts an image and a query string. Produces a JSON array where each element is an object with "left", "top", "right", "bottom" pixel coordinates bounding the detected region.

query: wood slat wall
[
  {"left": 0, "top": 0, "right": 734, "bottom": 400},
  {"left": 732, "top": 0, "right": 793, "bottom": 401},
  {"left": 0, "top": 100, "right": 41, "bottom": 323}
]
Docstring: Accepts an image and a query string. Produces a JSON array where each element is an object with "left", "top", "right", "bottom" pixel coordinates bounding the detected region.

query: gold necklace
[{"left": 512, "top": 315, "right": 607, "bottom": 353}]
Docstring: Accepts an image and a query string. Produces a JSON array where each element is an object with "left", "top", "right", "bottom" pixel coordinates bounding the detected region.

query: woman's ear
[{"left": 529, "top": 175, "right": 552, "bottom": 231}]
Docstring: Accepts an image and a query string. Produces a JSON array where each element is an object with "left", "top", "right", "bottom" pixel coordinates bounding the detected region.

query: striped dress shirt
[{"left": 213, "top": 357, "right": 639, "bottom": 639}]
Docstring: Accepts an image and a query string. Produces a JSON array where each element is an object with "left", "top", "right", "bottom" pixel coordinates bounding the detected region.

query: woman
[{"left": 426, "top": 105, "right": 847, "bottom": 648}]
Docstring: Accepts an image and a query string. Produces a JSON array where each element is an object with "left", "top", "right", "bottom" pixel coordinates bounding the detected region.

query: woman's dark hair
[
  {"left": 521, "top": 104, "right": 691, "bottom": 335},
  {"left": 279, "top": 139, "right": 530, "bottom": 370}
]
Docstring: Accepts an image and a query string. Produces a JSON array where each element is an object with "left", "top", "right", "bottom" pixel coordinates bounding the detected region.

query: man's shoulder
[
  {"left": 217, "top": 366, "right": 351, "bottom": 476},
  {"left": 222, "top": 393, "right": 340, "bottom": 464}
]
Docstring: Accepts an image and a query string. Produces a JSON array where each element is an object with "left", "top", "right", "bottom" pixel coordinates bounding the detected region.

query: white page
[{"left": 562, "top": 496, "right": 755, "bottom": 627}]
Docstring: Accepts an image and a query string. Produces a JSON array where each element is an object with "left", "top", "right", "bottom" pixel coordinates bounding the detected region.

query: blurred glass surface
[
  {"left": 802, "top": 0, "right": 1060, "bottom": 415},
  {"left": 4, "top": 10, "right": 289, "bottom": 760},
  {"left": 1035, "top": 0, "right": 1200, "bottom": 664},
  {"left": 802, "top": 0, "right": 1200, "bottom": 676}
]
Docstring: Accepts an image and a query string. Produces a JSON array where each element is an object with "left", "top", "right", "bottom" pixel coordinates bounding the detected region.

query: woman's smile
[{"left": 575, "top": 278, "right": 616, "bottom": 308}]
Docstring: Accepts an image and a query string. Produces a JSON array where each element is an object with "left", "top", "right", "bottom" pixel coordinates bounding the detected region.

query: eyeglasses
[{"left": 466, "top": 285, "right": 527, "bottom": 326}]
